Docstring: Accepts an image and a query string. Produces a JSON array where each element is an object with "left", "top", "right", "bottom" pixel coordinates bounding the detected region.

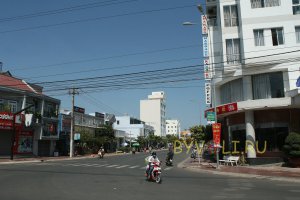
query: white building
[
  {"left": 204, "top": 0, "right": 300, "bottom": 164},
  {"left": 113, "top": 116, "right": 154, "bottom": 139},
  {"left": 166, "top": 120, "right": 180, "bottom": 137},
  {"left": 140, "top": 91, "right": 166, "bottom": 137}
]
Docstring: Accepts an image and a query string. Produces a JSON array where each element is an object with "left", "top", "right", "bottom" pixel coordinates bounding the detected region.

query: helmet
[{"left": 151, "top": 152, "right": 157, "bottom": 158}]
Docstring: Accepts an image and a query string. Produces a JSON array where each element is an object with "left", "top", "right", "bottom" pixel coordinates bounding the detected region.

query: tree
[
  {"left": 166, "top": 134, "right": 178, "bottom": 144},
  {"left": 189, "top": 125, "right": 206, "bottom": 142},
  {"left": 137, "top": 136, "right": 147, "bottom": 148}
]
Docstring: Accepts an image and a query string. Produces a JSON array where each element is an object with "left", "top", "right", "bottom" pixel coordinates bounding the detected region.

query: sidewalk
[
  {"left": 179, "top": 157, "right": 300, "bottom": 183},
  {"left": 0, "top": 152, "right": 122, "bottom": 165}
]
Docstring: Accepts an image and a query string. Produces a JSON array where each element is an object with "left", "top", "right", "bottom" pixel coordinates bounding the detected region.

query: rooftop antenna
[{"left": 0, "top": 62, "right": 2, "bottom": 72}]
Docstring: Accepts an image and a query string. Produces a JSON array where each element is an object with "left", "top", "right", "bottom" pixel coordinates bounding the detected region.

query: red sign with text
[
  {"left": 205, "top": 102, "right": 238, "bottom": 117},
  {"left": 212, "top": 123, "right": 221, "bottom": 147}
]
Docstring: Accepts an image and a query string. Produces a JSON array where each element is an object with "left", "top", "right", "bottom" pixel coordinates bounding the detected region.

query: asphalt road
[{"left": 0, "top": 150, "right": 300, "bottom": 200}]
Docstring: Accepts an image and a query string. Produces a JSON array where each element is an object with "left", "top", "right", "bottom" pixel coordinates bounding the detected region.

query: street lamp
[{"left": 183, "top": 4, "right": 220, "bottom": 169}]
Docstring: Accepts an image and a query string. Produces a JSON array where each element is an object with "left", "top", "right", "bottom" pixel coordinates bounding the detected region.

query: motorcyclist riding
[
  {"left": 145, "top": 152, "right": 160, "bottom": 178},
  {"left": 166, "top": 146, "right": 174, "bottom": 166}
]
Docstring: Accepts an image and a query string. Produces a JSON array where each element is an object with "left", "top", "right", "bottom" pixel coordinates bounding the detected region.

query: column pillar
[{"left": 245, "top": 110, "right": 256, "bottom": 158}]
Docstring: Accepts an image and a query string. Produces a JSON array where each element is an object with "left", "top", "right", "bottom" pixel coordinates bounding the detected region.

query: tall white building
[
  {"left": 204, "top": 0, "right": 300, "bottom": 164},
  {"left": 166, "top": 120, "right": 180, "bottom": 137},
  {"left": 140, "top": 91, "right": 166, "bottom": 137}
]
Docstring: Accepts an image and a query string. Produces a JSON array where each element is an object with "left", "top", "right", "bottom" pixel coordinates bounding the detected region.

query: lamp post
[{"left": 183, "top": 4, "right": 220, "bottom": 169}]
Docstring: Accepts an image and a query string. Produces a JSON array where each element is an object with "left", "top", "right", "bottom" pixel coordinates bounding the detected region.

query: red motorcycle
[{"left": 146, "top": 161, "right": 162, "bottom": 184}]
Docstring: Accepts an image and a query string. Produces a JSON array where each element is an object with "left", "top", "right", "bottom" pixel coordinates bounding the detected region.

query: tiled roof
[{"left": 0, "top": 73, "right": 39, "bottom": 94}]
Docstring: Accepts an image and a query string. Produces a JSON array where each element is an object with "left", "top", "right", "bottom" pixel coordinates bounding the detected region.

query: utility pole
[{"left": 69, "top": 88, "right": 79, "bottom": 158}]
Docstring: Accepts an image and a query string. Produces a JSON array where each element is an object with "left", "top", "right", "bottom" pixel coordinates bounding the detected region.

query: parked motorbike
[
  {"left": 191, "top": 148, "right": 197, "bottom": 159},
  {"left": 145, "top": 161, "right": 162, "bottom": 184}
]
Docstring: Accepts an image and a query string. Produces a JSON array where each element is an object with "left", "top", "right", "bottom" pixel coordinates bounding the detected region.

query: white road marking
[
  {"left": 106, "top": 164, "right": 119, "bottom": 168},
  {"left": 164, "top": 167, "right": 172, "bottom": 171},
  {"left": 129, "top": 165, "right": 140, "bottom": 169},
  {"left": 116, "top": 165, "right": 130, "bottom": 169}
]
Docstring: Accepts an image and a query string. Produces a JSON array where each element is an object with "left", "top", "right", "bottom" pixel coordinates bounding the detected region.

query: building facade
[
  {"left": 113, "top": 115, "right": 154, "bottom": 139},
  {"left": 204, "top": 0, "right": 300, "bottom": 162},
  {"left": 0, "top": 71, "right": 60, "bottom": 156},
  {"left": 166, "top": 119, "right": 180, "bottom": 137},
  {"left": 140, "top": 91, "right": 166, "bottom": 137}
]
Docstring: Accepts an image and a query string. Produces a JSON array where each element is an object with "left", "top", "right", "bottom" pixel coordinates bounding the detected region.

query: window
[
  {"left": 271, "top": 28, "right": 284, "bottom": 46},
  {"left": 252, "top": 72, "right": 284, "bottom": 99},
  {"left": 293, "top": 0, "right": 300, "bottom": 15},
  {"left": 0, "top": 99, "right": 3, "bottom": 111},
  {"left": 220, "top": 78, "right": 244, "bottom": 104},
  {"left": 223, "top": 5, "right": 238, "bottom": 27},
  {"left": 296, "top": 27, "right": 300, "bottom": 43},
  {"left": 254, "top": 29, "right": 265, "bottom": 46},
  {"left": 251, "top": 0, "right": 281, "bottom": 8},
  {"left": 117, "top": 120, "right": 119, "bottom": 125},
  {"left": 8, "top": 100, "right": 17, "bottom": 113},
  {"left": 226, "top": 38, "right": 241, "bottom": 64}
]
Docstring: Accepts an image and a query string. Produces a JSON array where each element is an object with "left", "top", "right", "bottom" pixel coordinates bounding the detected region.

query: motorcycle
[
  {"left": 191, "top": 148, "right": 197, "bottom": 159},
  {"left": 145, "top": 161, "right": 162, "bottom": 184},
  {"left": 98, "top": 150, "right": 105, "bottom": 159},
  {"left": 165, "top": 151, "right": 174, "bottom": 166}
]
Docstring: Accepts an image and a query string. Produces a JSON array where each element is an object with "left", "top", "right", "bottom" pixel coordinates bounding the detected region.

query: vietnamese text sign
[
  {"left": 203, "top": 59, "right": 212, "bottom": 80},
  {"left": 212, "top": 123, "right": 221, "bottom": 147},
  {"left": 205, "top": 82, "right": 211, "bottom": 105},
  {"left": 203, "top": 36, "right": 209, "bottom": 57},
  {"left": 201, "top": 15, "right": 208, "bottom": 34},
  {"left": 205, "top": 102, "right": 238, "bottom": 116}
]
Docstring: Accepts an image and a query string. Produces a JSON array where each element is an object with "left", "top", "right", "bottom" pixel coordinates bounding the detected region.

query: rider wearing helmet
[{"left": 146, "top": 152, "right": 160, "bottom": 178}]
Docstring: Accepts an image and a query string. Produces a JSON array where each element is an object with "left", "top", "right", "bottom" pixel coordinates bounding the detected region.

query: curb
[
  {"left": 178, "top": 157, "right": 300, "bottom": 183},
  {"left": 0, "top": 152, "right": 123, "bottom": 165}
]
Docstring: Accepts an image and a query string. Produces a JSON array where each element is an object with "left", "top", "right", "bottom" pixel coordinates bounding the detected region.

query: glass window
[
  {"left": 226, "top": 38, "right": 241, "bottom": 64},
  {"left": 220, "top": 78, "right": 244, "bottom": 104},
  {"left": 296, "top": 26, "right": 300, "bottom": 43},
  {"left": 251, "top": 0, "right": 281, "bottom": 8},
  {"left": 223, "top": 5, "right": 238, "bottom": 27},
  {"left": 293, "top": 0, "right": 300, "bottom": 15},
  {"left": 8, "top": 100, "right": 17, "bottom": 113},
  {"left": 254, "top": 29, "right": 265, "bottom": 46},
  {"left": 0, "top": 99, "right": 3, "bottom": 111},
  {"left": 271, "top": 28, "right": 284, "bottom": 46},
  {"left": 252, "top": 72, "right": 284, "bottom": 99}
]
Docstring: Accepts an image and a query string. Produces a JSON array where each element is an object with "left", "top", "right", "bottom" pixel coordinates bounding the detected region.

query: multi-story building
[
  {"left": 0, "top": 71, "right": 60, "bottom": 156},
  {"left": 204, "top": 0, "right": 300, "bottom": 163},
  {"left": 113, "top": 115, "right": 154, "bottom": 139},
  {"left": 140, "top": 91, "right": 166, "bottom": 137},
  {"left": 166, "top": 119, "right": 180, "bottom": 137}
]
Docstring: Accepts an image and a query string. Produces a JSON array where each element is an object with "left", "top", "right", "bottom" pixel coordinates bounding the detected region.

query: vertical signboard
[
  {"left": 205, "top": 82, "right": 211, "bottom": 105},
  {"left": 212, "top": 123, "right": 221, "bottom": 147},
  {"left": 203, "top": 36, "right": 209, "bottom": 57},
  {"left": 201, "top": 15, "right": 208, "bottom": 34},
  {"left": 204, "top": 59, "right": 212, "bottom": 80}
]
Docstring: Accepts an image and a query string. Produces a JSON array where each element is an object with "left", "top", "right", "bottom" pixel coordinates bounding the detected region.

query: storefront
[{"left": 0, "top": 112, "right": 33, "bottom": 155}]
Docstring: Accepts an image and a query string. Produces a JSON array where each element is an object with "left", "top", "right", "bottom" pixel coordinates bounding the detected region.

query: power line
[
  {"left": 0, "top": 0, "right": 140, "bottom": 23},
  {"left": 0, "top": 4, "right": 195, "bottom": 34}
]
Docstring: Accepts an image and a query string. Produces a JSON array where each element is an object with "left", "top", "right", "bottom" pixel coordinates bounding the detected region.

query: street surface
[{"left": 0, "top": 151, "right": 300, "bottom": 200}]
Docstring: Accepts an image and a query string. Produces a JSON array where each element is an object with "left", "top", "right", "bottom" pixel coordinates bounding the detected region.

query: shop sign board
[
  {"left": 205, "top": 82, "right": 211, "bottom": 105},
  {"left": 205, "top": 102, "right": 238, "bottom": 116},
  {"left": 203, "top": 59, "right": 212, "bottom": 80},
  {"left": 212, "top": 123, "right": 221, "bottom": 147},
  {"left": 201, "top": 15, "right": 208, "bottom": 34},
  {"left": 203, "top": 36, "right": 209, "bottom": 57}
]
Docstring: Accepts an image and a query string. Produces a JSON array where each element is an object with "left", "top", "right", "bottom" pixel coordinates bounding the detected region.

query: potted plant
[{"left": 283, "top": 132, "right": 300, "bottom": 167}]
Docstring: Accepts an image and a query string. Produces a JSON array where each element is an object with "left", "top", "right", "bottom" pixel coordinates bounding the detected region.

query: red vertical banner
[{"left": 212, "top": 123, "right": 221, "bottom": 147}]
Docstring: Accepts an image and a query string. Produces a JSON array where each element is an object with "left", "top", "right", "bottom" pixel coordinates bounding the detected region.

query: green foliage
[
  {"left": 189, "top": 125, "right": 206, "bottom": 142},
  {"left": 283, "top": 132, "right": 300, "bottom": 158},
  {"left": 166, "top": 135, "right": 178, "bottom": 144}
]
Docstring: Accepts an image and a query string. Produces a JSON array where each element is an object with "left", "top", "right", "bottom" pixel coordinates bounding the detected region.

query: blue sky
[{"left": 0, "top": 0, "right": 207, "bottom": 130}]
